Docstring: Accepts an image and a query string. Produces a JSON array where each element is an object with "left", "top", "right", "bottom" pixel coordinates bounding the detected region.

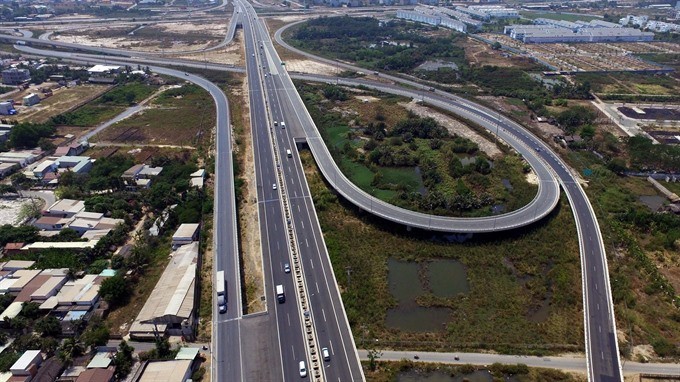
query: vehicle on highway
[
  {"left": 299, "top": 361, "right": 307, "bottom": 377},
  {"left": 286, "top": 149, "right": 292, "bottom": 158},
  {"left": 322, "top": 347, "right": 330, "bottom": 361},
  {"left": 272, "top": 183, "right": 277, "bottom": 190},
  {"left": 216, "top": 270, "right": 227, "bottom": 314},
  {"left": 284, "top": 263, "right": 290, "bottom": 273},
  {"left": 274, "top": 121, "right": 278, "bottom": 126},
  {"left": 264, "top": 74, "right": 267, "bottom": 78},
  {"left": 276, "top": 284, "right": 285, "bottom": 303},
  {"left": 252, "top": 53, "right": 255, "bottom": 57},
  {"left": 280, "top": 121, "right": 286, "bottom": 129}
]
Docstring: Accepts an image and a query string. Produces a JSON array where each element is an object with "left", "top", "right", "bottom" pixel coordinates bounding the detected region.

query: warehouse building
[
  {"left": 505, "top": 21, "right": 655, "bottom": 43},
  {"left": 128, "top": 242, "right": 198, "bottom": 340}
]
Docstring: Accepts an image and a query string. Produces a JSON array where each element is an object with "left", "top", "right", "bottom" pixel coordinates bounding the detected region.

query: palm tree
[{"left": 58, "top": 338, "right": 84, "bottom": 367}]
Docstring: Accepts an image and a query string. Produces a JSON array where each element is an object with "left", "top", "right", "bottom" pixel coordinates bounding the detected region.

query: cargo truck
[
  {"left": 276, "top": 284, "right": 285, "bottom": 303},
  {"left": 216, "top": 270, "right": 227, "bottom": 313}
]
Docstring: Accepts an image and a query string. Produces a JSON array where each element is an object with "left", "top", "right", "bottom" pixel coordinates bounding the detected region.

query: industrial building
[
  {"left": 1, "top": 68, "right": 30, "bottom": 85},
  {"left": 396, "top": 8, "right": 468, "bottom": 33},
  {"left": 128, "top": 242, "right": 198, "bottom": 340},
  {"left": 505, "top": 18, "right": 655, "bottom": 43}
]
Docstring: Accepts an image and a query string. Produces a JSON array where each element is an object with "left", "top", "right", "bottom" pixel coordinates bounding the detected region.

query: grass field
[
  {"left": 564, "top": 151, "right": 680, "bottom": 360},
  {"left": 364, "top": 360, "right": 586, "bottom": 382},
  {"left": 55, "top": 82, "right": 159, "bottom": 127},
  {"left": 106, "top": 235, "right": 172, "bottom": 336},
  {"left": 94, "top": 84, "right": 215, "bottom": 146},
  {"left": 302, "top": 150, "right": 583, "bottom": 354},
  {"left": 15, "top": 85, "right": 111, "bottom": 124}
]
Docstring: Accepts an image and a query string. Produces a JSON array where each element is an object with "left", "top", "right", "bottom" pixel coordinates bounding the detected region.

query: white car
[
  {"left": 272, "top": 183, "right": 277, "bottom": 190},
  {"left": 299, "top": 361, "right": 307, "bottom": 378},
  {"left": 284, "top": 263, "right": 291, "bottom": 273},
  {"left": 322, "top": 347, "right": 330, "bottom": 361}
]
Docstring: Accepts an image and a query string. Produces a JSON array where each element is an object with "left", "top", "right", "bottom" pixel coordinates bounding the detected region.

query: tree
[
  {"left": 367, "top": 348, "right": 382, "bottom": 371},
  {"left": 57, "top": 338, "right": 83, "bottom": 367},
  {"left": 491, "top": 41, "right": 502, "bottom": 50},
  {"left": 99, "top": 274, "right": 130, "bottom": 307},
  {"left": 557, "top": 106, "right": 596, "bottom": 133},
  {"left": 82, "top": 318, "right": 110, "bottom": 350},
  {"left": 36, "top": 316, "right": 62, "bottom": 337},
  {"left": 19, "top": 302, "right": 41, "bottom": 320},
  {"left": 7, "top": 123, "right": 55, "bottom": 149},
  {"left": 580, "top": 124, "right": 596, "bottom": 141},
  {"left": 114, "top": 340, "right": 135, "bottom": 379}
]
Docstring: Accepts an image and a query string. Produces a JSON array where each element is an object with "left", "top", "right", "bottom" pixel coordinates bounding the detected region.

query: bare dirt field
[
  {"left": 93, "top": 85, "right": 216, "bottom": 147},
  {"left": 233, "top": 77, "right": 265, "bottom": 314},
  {"left": 13, "top": 84, "right": 110, "bottom": 124},
  {"left": 479, "top": 34, "right": 680, "bottom": 72},
  {"left": 0, "top": 198, "right": 35, "bottom": 226},
  {"left": 51, "top": 21, "right": 226, "bottom": 52},
  {"left": 175, "top": 31, "right": 243, "bottom": 65},
  {"left": 401, "top": 99, "right": 502, "bottom": 157},
  {"left": 86, "top": 145, "right": 194, "bottom": 163},
  {"left": 459, "top": 37, "right": 538, "bottom": 69},
  {"left": 283, "top": 59, "right": 336, "bottom": 75}
]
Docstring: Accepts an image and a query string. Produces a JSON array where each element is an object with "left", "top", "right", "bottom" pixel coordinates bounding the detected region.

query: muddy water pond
[{"left": 385, "top": 258, "right": 469, "bottom": 332}]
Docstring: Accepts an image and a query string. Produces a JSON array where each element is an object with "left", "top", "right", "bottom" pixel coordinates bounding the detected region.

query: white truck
[
  {"left": 216, "top": 270, "right": 227, "bottom": 314},
  {"left": 276, "top": 284, "right": 285, "bottom": 303}
]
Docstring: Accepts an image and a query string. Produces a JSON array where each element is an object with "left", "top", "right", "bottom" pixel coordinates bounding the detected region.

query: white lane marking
[
  {"left": 305, "top": 238, "right": 309, "bottom": 248},
  {"left": 310, "top": 258, "right": 314, "bottom": 269},
  {"left": 316, "top": 282, "right": 320, "bottom": 294},
  {"left": 322, "top": 308, "right": 327, "bottom": 322},
  {"left": 287, "top": 313, "right": 291, "bottom": 326}
]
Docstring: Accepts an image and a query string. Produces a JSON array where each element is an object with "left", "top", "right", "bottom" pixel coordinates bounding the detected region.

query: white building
[
  {"left": 22, "top": 93, "right": 41, "bottom": 107},
  {"left": 171, "top": 224, "right": 200, "bottom": 249}
]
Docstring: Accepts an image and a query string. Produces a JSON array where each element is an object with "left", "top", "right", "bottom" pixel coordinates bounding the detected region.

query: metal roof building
[
  {"left": 137, "top": 360, "right": 192, "bottom": 382},
  {"left": 129, "top": 242, "right": 198, "bottom": 340}
]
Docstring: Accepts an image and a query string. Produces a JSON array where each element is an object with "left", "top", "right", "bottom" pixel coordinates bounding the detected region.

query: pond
[
  {"left": 386, "top": 258, "right": 469, "bottom": 332},
  {"left": 639, "top": 195, "right": 665, "bottom": 211}
]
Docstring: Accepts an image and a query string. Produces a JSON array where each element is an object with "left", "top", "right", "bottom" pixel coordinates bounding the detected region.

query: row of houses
[
  {"left": 0, "top": 261, "right": 113, "bottom": 334},
  {"left": 6, "top": 345, "right": 202, "bottom": 382},
  {"left": 33, "top": 198, "right": 124, "bottom": 236}
]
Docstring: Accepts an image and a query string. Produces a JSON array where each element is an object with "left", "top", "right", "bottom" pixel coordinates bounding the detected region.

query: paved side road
[{"left": 357, "top": 350, "right": 679, "bottom": 376}]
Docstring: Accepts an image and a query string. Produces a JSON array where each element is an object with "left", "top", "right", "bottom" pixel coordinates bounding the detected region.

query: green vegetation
[
  {"left": 562, "top": 145, "right": 680, "bottom": 359},
  {"left": 364, "top": 360, "right": 584, "bottom": 382},
  {"left": 288, "top": 16, "right": 467, "bottom": 72},
  {"left": 52, "top": 81, "right": 158, "bottom": 127},
  {"left": 7, "top": 122, "right": 55, "bottom": 149},
  {"left": 574, "top": 72, "right": 680, "bottom": 102},
  {"left": 0, "top": 86, "right": 15, "bottom": 94},
  {"left": 626, "top": 135, "right": 680, "bottom": 172},
  {"left": 287, "top": 17, "right": 590, "bottom": 116},
  {"left": 99, "top": 274, "right": 130, "bottom": 308},
  {"left": 302, "top": 150, "right": 582, "bottom": 354},
  {"left": 298, "top": 82, "right": 536, "bottom": 217}
]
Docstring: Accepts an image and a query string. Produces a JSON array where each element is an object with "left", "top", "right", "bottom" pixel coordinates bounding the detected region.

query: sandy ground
[
  {"left": 51, "top": 21, "right": 226, "bottom": 53},
  {"left": 525, "top": 172, "right": 539, "bottom": 185},
  {"left": 401, "top": 100, "right": 502, "bottom": 157},
  {"left": 175, "top": 33, "right": 243, "bottom": 65},
  {"left": 283, "top": 59, "right": 336, "bottom": 76},
  {"left": 236, "top": 78, "right": 266, "bottom": 314},
  {"left": 0, "top": 198, "right": 35, "bottom": 226}
]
